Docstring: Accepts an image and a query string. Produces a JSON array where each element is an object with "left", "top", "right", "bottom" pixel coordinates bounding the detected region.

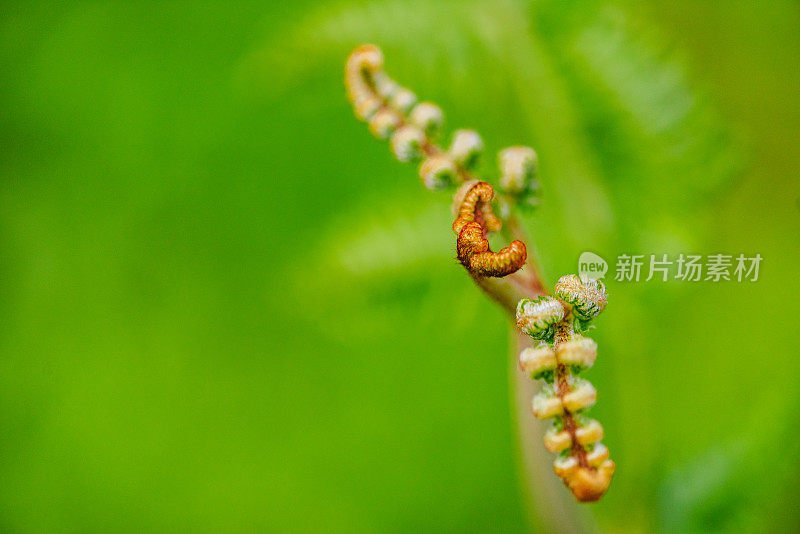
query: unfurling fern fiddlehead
[
  {"left": 345, "top": 45, "right": 613, "bottom": 503},
  {"left": 517, "top": 275, "right": 614, "bottom": 502}
]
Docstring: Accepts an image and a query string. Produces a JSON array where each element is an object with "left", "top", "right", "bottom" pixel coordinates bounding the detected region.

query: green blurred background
[{"left": 2, "top": 0, "right": 799, "bottom": 532}]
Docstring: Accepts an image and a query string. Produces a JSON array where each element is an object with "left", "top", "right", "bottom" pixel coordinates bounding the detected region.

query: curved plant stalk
[{"left": 345, "top": 44, "right": 614, "bottom": 518}]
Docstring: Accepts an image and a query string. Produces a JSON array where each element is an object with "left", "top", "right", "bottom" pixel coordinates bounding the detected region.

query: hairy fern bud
[
  {"left": 575, "top": 419, "right": 604, "bottom": 445},
  {"left": 390, "top": 125, "right": 425, "bottom": 162},
  {"left": 516, "top": 297, "right": 565, "bottom": 340},
  {"left": 368, "top": 108, "right": 402, "bottom": 139},
  {"left": 557, "top": 336, "right": 598, "bottom": 372},
  {"left": 448, "top": 129, "right": 483, "bottom": 170},
  {"left": 409, "top": 102, "right": 444, "bottom": 137},
  {"left": 353, "top": 94, "right": 382, "bottom": 121},
  {"left": 390, "top": 88, "right": 417, "bottom": 114},
  {"left": 498, "top": 146, "right": 540, "bottom": 208},
  {"left": 555, "top": 274, "right": 608, "bottom": 321},
  {"left": 586, "top": 443, "right": 609, "bottom": 467},
  {"left": 532, "top": 385, "right": 563, "bottom": 419},
  {"left": 519, "top": 343, "right": 557, "bottom": 381},
  {"left": 419, "top": 154, "right": 457, "bottom": 191},
  {"left": 566, "top": 461, "right": 615, "bottom": 503},
  {"left": 372, "top": 71, "right": 398, "bottom": 99},
  {"left": 499, "top": 146, "right": 537, "bottom": 191},
  {"left": 562, "top": 379, "right": 597, "bottom": 412},
  {"left": 543, "top": 428, "right": 572, "bottom": 453}
]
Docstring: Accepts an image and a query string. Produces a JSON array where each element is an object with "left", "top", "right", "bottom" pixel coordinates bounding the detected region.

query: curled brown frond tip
[
  {"left": 455, "top": 220, "right": 527, "bottom": 278},
  {"left": 451, "top": 181, "right": 502, "bottom": 234},
  {"left": 451, "top": 181, "right": 526, "bottom": 277}
]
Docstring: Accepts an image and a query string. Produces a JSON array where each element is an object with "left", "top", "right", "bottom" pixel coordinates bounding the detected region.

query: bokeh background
[{"left": 2, "top": 0, "right": 799, "bottom": 532}]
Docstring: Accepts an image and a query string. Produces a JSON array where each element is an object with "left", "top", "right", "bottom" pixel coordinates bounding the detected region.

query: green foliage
[{"left": 1, "top": 0, "right": 799, "bottom": 532}]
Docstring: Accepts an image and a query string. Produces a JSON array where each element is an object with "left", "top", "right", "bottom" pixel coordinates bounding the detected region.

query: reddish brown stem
[{"left": 552, "top": 310, "right": 591, "bottom": 469}]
